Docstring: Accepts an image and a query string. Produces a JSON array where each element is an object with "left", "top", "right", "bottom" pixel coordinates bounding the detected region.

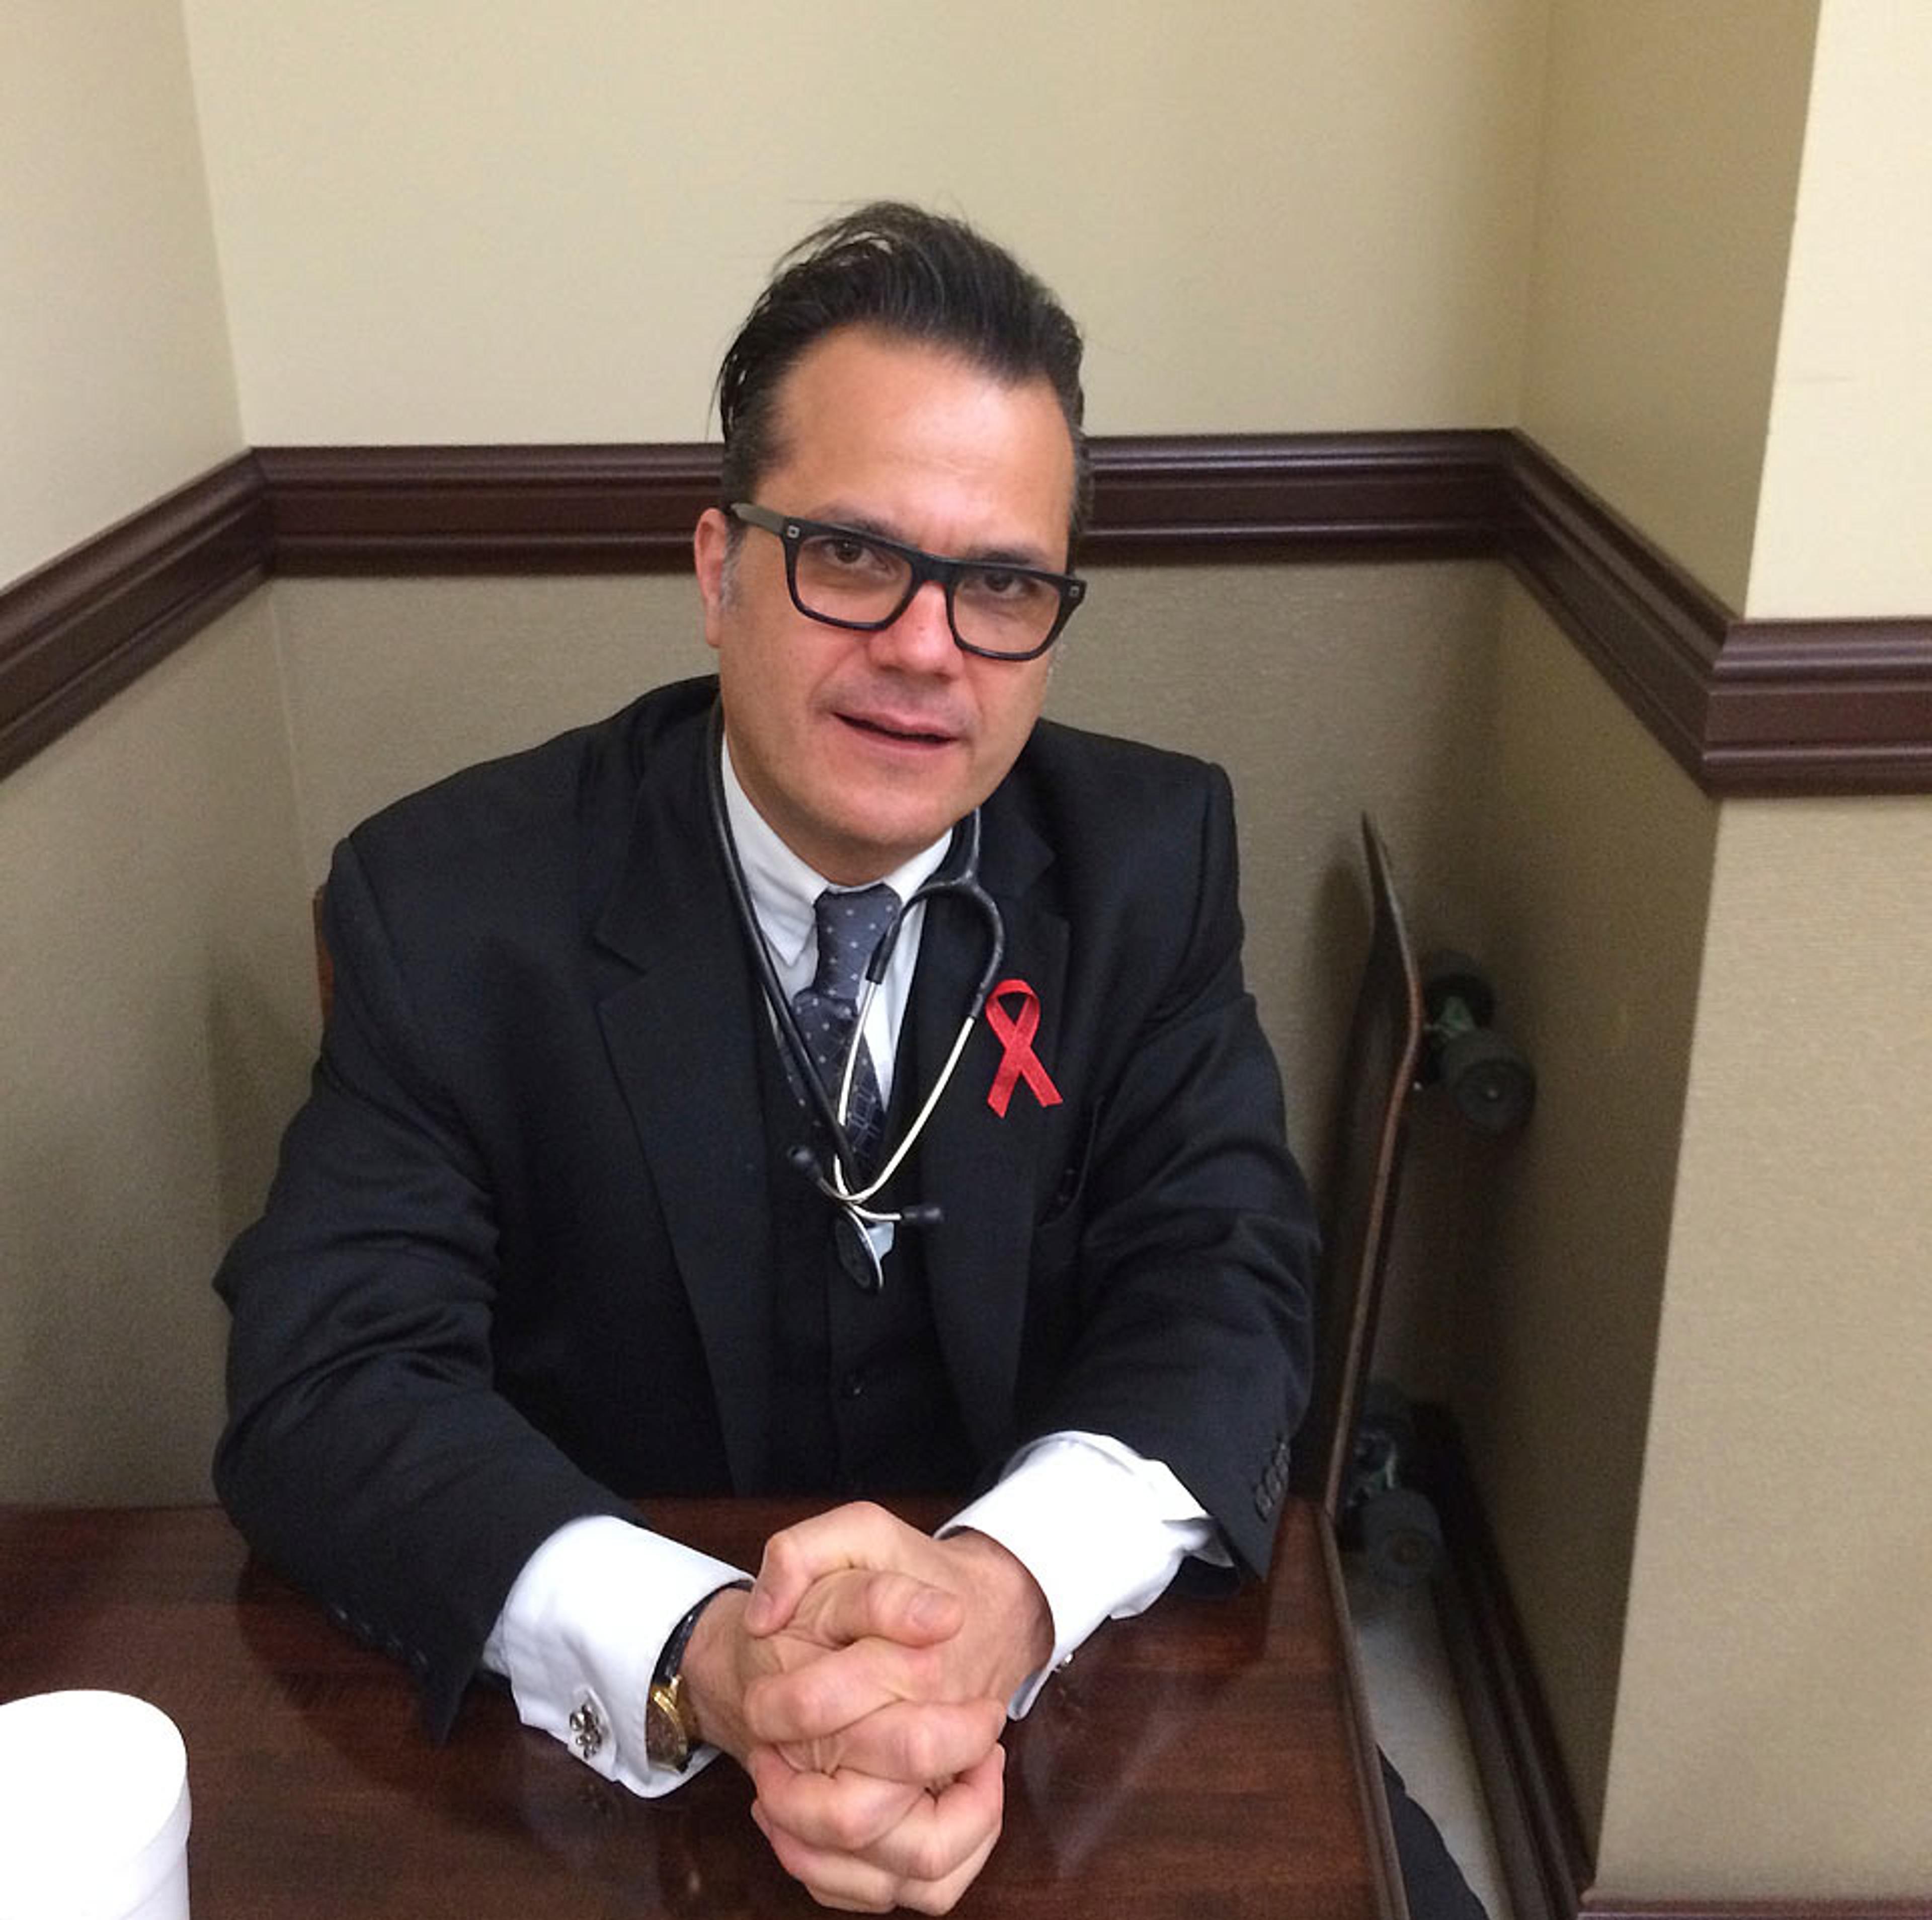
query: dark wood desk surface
[{"left": 0, "top": 1498, "right": 1401, "bottom": 1918}]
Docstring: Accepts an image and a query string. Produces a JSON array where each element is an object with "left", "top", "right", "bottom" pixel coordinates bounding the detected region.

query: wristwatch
[{"left": 645, "top": 1580, "right": 751, "bottom": 1772}]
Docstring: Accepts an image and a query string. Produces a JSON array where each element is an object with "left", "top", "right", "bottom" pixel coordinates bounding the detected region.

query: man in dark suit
[{"left": 215, "top": 204, "right": 1316, "bottom": 1912}]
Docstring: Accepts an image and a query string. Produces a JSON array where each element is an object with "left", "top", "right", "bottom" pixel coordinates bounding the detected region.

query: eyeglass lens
[{"left": 793, "top": 530, "right": 1062, "bottom": 657}]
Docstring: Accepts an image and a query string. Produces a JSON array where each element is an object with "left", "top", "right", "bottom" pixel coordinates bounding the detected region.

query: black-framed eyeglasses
[{"left": 729, "top": 502, "right": 1085, "bottom": 662}]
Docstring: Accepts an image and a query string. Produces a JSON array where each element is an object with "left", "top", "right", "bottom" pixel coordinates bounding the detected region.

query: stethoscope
[{"left": 705, "top": 703, "right": 1006, "bottom": 1235}]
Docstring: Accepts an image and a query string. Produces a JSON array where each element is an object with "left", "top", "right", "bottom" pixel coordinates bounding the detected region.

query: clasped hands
[{"left": 680, "top": 1502, "right": 1053, "bottom": 1913}]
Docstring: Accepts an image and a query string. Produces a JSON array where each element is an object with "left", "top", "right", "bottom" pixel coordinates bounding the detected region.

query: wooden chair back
[{"left": 312, "top": 885, "right": 334, "bottom": 1026}]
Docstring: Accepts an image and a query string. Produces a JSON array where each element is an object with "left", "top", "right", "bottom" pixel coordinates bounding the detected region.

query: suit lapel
[
  {"left": 591, "top": 714, "right": 774, "bottom": 1493},
  {"left": 911, "top": 807, "right": 1067, "bottom": 1464}
]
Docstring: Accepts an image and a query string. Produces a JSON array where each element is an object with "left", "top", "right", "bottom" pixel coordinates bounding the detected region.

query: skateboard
[{"left": 1318, "top": 823, "right": 1537, "bottom": 1586}]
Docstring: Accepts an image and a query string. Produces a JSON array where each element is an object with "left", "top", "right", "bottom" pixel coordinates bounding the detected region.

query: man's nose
[{"left": 868, "top": 580, "right": 959, "bottom": 672}]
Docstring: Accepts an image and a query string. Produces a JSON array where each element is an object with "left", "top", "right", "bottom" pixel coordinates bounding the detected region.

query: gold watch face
[{"left": 646, "top": 1675, "right": 691, "bottom": 1771}]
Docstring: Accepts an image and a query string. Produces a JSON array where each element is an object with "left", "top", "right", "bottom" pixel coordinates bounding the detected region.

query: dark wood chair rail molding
[
  {"left": 1417, "top": 1408, "right": 1932, "bottom": 1920},
  {"left": 255, "top": 443, "right": 720, "bottom": 574},
  {"left": 0, "top": 453, "right": 269, "bottom": 782},
  {"left": 1503, "top": 437, "right": 1932, "bottom": 797},
  {"left": 4, "top": 432, "right": 1929, "bottom": 793},
  {"left": 251, "top": 432, "right": 1512, "bottom": 573},
  {"left": 1084, "top": 431, "right": 1511, "bottom": 559}
]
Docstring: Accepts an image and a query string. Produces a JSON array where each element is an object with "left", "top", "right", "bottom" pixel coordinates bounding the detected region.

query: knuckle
[
  {"left": 843, "top": 1498, "right": 892, "bottom": 1538},
  {"left": 822, "top": 1795, "right": 874, "bottom": 1852},
  {"left": 907, "top": 1833, "right": 958, "bottom": 1884},
  {"left": 898, "top": 1718, "right": 941, "bottom": 1782}
]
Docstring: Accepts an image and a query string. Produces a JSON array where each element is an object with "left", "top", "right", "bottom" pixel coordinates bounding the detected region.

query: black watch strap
[{"left": 654, "top": 1578, "right": 752, "bottom": 1689}]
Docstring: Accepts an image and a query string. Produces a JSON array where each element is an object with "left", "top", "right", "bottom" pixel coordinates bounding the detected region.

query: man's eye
[
  {"left": 808, "top": 534, "right": 888, "bottom": 573},
  {"left": 961, "top": 567, "right": 1050, "bottom": 607}
]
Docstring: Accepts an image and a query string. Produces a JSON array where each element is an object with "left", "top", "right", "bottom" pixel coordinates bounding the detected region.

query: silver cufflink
[{"left": 569, "top": 1697, "right": 606, "bottom": 1760}]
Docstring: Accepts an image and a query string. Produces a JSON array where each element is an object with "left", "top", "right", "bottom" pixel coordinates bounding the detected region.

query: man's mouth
[{"left": 837, "top": 711, "right": 958, "bottom": 748}]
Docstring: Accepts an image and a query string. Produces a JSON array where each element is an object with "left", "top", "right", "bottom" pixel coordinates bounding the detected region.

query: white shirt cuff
[
  {"left": 940, "top": 1432, "right": 1229, "bottom": 1716},
  {"left": 481, "top": 1515, "right": 749, "bottom": 1797}
]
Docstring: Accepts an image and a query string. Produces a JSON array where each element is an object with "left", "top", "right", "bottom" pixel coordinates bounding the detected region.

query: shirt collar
[{"left": 717, "top": 734, "right": 956, "bottom": 969}]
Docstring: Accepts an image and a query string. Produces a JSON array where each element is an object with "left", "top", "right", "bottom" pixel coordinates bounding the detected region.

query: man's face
[{"left": 694, "top": 326, "right": 1077, "bottom": 885}]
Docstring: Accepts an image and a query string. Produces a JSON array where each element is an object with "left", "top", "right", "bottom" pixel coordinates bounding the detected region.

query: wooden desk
[{"left": 0, "top": 1498, "right": 1401, "bottom": 1918}]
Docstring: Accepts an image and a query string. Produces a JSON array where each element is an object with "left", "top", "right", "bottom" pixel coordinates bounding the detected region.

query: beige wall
[
  {"left": 179, "top": 0, "right": 1547, "bottom": 441},
  {"left": 0, "top": 596, "right": 314, "bottom": 1502},
  {"left": 1517, "top": 0, "right": 1819, "bottom": 610},
  {"left": 1457, "top": 584, "right": 1719, "bottom": 1846},
  {"left": 0, "top": 0, "right": 241, "bottom": 587},
  {"left": 1049, "top": 561, "right": 1503, "bottom": 1178},
  {"left": 1747, "top": 0, "right": 1932, "bottom": 616},
  {"left": 1596, "top": 795, "right": 1932, "bottom": 1898},
  {"left": 271, "top": 575, "right": 696, "bottom": 879},
  {"left": 0, "top": 0, "right": 270, "bottom": 1504},
  {"left": 1512, "top": 3, "right": 1932, "bottom": 1897}
]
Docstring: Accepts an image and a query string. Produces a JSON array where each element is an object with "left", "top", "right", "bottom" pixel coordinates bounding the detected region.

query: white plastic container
[{"left": 0, "top": 1691, "right": 191, "bottom": 1920}]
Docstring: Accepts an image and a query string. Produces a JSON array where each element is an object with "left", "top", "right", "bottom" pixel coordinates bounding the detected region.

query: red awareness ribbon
[{"left": 984, "top": 978, "right": 1063, "bottom": 1117}]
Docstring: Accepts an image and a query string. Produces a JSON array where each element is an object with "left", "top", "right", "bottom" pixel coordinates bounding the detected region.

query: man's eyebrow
[
  {"left": 960, "top": 540, "right": 1060, "bottom": 572},
  {"left": 809, "top": 505, "right": 1060, "bottom": 572},
  {"left": 809, "top": 505, "right": 902, "bottom": 542}
]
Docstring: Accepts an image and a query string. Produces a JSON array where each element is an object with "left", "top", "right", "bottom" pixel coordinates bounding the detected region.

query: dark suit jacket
[{"left": 214, "top": 676, "right": 1315, "bottom": 1734}]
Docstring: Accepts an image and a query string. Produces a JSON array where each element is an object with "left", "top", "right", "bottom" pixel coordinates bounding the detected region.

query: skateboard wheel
[
  {"left": 1440, "top": 1028, "right": 1537, "bottom": 1134},
  {"left": 1361, "top": 1486, "right": 1443, "bottom": 1587}
]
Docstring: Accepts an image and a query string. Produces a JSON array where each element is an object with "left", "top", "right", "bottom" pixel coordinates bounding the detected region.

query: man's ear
[{"left": 693, "top": 508, "right": 733, "bottom": 652}]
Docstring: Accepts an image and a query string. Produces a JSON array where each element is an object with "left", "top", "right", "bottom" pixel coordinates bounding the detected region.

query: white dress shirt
[{"left": 480, "top": 737, "right": 1225, "bottom": 1794}]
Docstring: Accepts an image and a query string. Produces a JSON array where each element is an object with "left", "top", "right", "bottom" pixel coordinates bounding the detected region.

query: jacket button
[{"left": 840, "top": 1371, "right": 866, "bottom": 1401}]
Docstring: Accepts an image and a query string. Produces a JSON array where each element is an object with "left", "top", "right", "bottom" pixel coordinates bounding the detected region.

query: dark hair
[{"left": 715, "top": 202, "right": 1090, "bottom": 540}]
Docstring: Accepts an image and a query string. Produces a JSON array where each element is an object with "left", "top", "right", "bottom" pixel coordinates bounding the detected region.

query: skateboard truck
[{"left": 1416, "top": 949, "right": 1536, "bottom": 1135}]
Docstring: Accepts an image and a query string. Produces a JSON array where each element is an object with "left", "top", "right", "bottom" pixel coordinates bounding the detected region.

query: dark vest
[{"left": 754, "top": 1000, "right": 976, "bottom": 1498}]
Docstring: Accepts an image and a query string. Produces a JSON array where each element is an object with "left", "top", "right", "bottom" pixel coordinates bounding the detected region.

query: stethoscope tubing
[{"left": 705, "top": 702, "right": 1005, "bottom": 1221}]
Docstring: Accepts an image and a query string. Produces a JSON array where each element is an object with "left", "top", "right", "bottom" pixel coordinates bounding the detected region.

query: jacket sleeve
[
  {"left": 213, "top": 836, "right": 633, "bottom": 1738},
  {"left": 1017, "top": 761, "right": 1318, "bottom": 1578}
]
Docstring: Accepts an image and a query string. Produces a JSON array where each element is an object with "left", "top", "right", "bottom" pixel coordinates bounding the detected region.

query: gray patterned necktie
[{"left": 792, "top": 884, "right": 899, "bottom": 1171}]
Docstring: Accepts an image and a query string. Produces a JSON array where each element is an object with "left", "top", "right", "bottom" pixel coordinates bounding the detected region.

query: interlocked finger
[
  {"left": 745, "top": 1632, "right": 959, "bottom": 1749},
  {"left": 773, "top": 1693, "right": 1004, "bottom": 1787},
  {"left": 788, "top": 1564, "right": 963, "bottom": 1653},
  {"left": 751, "top": 1745, "right": 1006, "bottom": 1914}
]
